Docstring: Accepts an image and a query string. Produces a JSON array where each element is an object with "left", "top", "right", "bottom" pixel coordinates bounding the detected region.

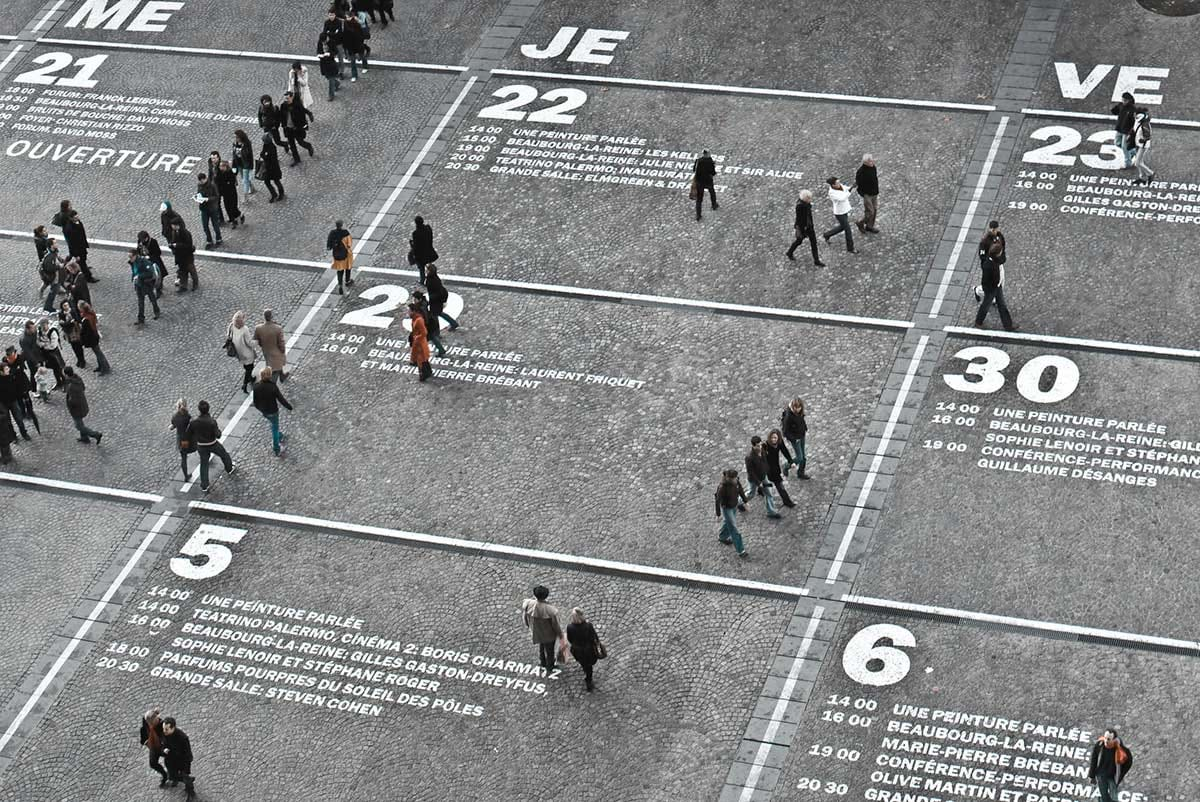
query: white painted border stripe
[
  {"left": 738, "top": 606, "right": 825, "bottom": 801},
  {"left": 0, "top": 510, "right": 173, "bottom": 756},
  {"left": 0, "top": 471, "right": 162, "bottom": 503},
  {"left": 31, "top": 1, "right": 66, "bottom": 32},
  {"left": 34, "top": 37, "right": 467, "bottom": 72},
  {"left": 191, "top": 500, "right": 811, "bottom": 598},
  {"left": 842, "top": 594, "right": 1200, "bottom": 652},
  {"left": 825, "top": 335, "right": 929, "bottom": 584},
  {"left": 1022, "top": 107, "right": 1200, "bottom": 130},
  {"left": 357, "top": 76, "right": 478, "bottom": 245},
  {"left": 491, "top": 69, "right": 996, "bottom": 112},
  {"left": 944, "top": 325, "right": 1200, "bottom": 360},
  {"left": 0, "top": 43, "right": 25, "bottom": 72},
  {"left": 928, "top": 116, "right": 1009, "bottom": 318}
]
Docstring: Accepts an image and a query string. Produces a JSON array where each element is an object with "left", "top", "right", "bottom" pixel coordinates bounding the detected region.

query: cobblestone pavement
[{"left": 0, "top": 0, "right": 1197, "bottom": 800}]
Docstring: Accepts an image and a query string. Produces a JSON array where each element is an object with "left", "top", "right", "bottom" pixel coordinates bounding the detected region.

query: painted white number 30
[
  {"left": 943, "top": 346, "right": 1079, "bottom": 404},
  {"left": 842, "top": 624, "right": 915, "bottom": 687},
  {"left": 169, "top": 524, "right": 247, "bottom": 580}
]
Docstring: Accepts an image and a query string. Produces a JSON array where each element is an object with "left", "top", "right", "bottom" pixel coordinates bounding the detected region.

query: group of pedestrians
[
  {"left": 521, "top": 585, "right": 606, "bottom": 692},
  {"left": 1111, "top": 92, "right": 1156, "bottom": 185},
  {"left": 714, "top": 398, "right": 810, "bottom": 558},
  {"left": 140, "top": 709, "right": 196, "bottom": 799}
]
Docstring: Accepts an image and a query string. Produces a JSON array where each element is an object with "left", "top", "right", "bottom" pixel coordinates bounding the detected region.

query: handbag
[
  {"left": 556, "top": 633, "right": 572, "bottom": 665},
  {"left": 593, "top": 625, "right": 607, "bottom": 659},
  {"left": 223, "top": 335, "right": 238, "bottom": 358},
  {"left": 254, "top": 159, "right": 266, "bottom": 180},
  {"left": 688, "top": 178, "right": 698, "bottom": 200}
]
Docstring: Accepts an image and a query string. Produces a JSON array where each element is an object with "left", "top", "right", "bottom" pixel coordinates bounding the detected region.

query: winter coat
[
  {"left": 780, "top": 406, "right": 807, "bottom": 441},
  {"left": 714, "top": 477, "right": 748, "bottom": 514},
  {"left": 693, "top": 155, "right": 716, "bottom": 187},
  {"left": 18, "top": 330, "right": 42, "bottom": 365},
  {"left": 161, "top": 207, "right": 184, "bottom": 243},
  {"left": 566, "top": 621, "right": 601, "bottom": 666},
  {"left": 215, "top": 169, "right": 238, "bottom": 201},
  {"left": 63, "top": 218, "right": 89, "bottom": 256},
  {"left": 1111, "top": 101, "right": 1137, "bottom": 134},
  {"left": 186, "top": 413, "right": 221, "bottom": 446},
  {"left": 171, "top": 410, "right": 193, "bottom": 451},
  {"left": 34, "top": 232, "right": 50, "bottom": 262},
  {"left": 855, "top": 163, "right": 879, "bottom": 196},
  {"left": 227, "top": 322, "right": 257, "bottom": 365},
  {"left": 763, "top": 438, "right": 792, "bottom": 481},
  {"left": 410, "top": 222, "right": 437, "bottom": 263},
  {"left": 280, "top": 99, "right": 306, "bottom": 134},
  {"left": 79, "top": 309, "right": 101, "bottom": 347},
  {"left": 161, "top": 728, "right": 192, "bottom": 775},
  {"left": 327, "top": 228, "right": 353, "bottom": 271},
  {"left": 254, "top": 321, "right": 287, "bottom": 372},
  {"left": 252, "top": 379, "right": 293, "bottom": 415},
  {"left": 286, "top": 66, "right": 314, "bottom": 109},
  {"left": 195, "top": 179, "right": 220, "bottom": 214},
  {"left": 793, "top": 200, "right": 815, "bottom": 233},
  {"left": 58, "top": 310, "right": 82, "bottom": 344},
  {"left": 318, "top": 47, "right": 339, "bottom": 78},
  {"left": 1090, "top": 740, "right": 1133, "bottom": 784},
  {"left": 171, "top": 228, "right": 196, "bottom": 264},
  {"left": 64, "top": 373, "right": 88, "bottom": 418},
  {"left": 342, "top": 18, "right": 366, "bottom": 52},
  {"left": 232, "top": 138, "right": 255, "bottom": 173},
  {"left": 522, "top": 598, "right": 561, "bottom": 644},
  {"left": 409, "top": 309, "right": 430, "bottom": 364},
  {"left": 257, "top": 138, "right": 282, "bottom": 181},
  {"left": 744, "top": 449, "right": 770, "bottom": 485},
  {"left": 258, "top": 103, "right": 280, "bottom": 131},
  {"left": 827, "top": 185, "right": 851, "bottom": 216},
  {"left": 425, "top": 272, "right": 449, "bottom": 314},
  {"left": 0, "top": 401, "right": 15, "bottom": 448}
]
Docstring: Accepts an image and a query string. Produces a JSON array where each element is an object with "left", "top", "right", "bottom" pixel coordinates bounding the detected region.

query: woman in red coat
[{"left": 408, "top": 302, "right": 432, "bottom": 382}]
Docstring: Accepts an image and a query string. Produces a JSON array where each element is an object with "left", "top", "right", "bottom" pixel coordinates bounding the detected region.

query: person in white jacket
[
  {"left": 821, "top": 176, "right": 856, "bottom": 253},
  {"left": 286, "top": 63, "right": 315, "bottom": 121},
  {"left": 226, "top": 310, "right": 258, "bottom": 394}
]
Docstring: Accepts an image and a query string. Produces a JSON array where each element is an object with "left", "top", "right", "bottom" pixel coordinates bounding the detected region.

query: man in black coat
[
  {"left": 1110, "top": 92, "right": 1136, "bottom": 169},
  {"left": 62, "top": 210, "right": 97, "bottom": 282},
  {"left": 1088, "top": 729, "right": 1133, "bottom": 802},
  {"left": 973, "top": 240, "right": 1016, "bottom": 331},
  {"left": 424, "top": 264, "right": 458, "bottom": 330},
  {"left": 785, "top": 190, "right": 825, "bottom": 266},
  {"left": 63, "top": 366, "right": 102, "bottom": 444},
  {"left": 161, "top": 717, "right": 196, "bottom": 799},
  {"left": 692, "top": 149, "right": 718, "bottom": 220},
  {"left": 280, "top": 91, "right": 315, "bottom": 165},
  {"left": 854, "top": 154, "right": 880, "bottom": 233},
  {"left": 170, "top": 220, "right": 198, "bottom": 291}
]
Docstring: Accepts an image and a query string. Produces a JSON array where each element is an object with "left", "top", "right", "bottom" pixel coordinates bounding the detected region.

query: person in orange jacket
[
  {"left": 407, "top": 301, "right": 432, "bottom": 382},
  {"left": 1088, "top": 729, "right": 1133, "bottom": 802}
]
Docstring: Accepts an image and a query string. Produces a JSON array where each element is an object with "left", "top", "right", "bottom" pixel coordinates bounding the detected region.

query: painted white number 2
[
  {"left": 15, "top": 52, "right": 108, "bottom": 89},
  {"left": 842, "top": 624, "right": 915, "bottom": 687},
  {"left": 943, "top": 347, "right": 1079, "bottom": 404},
  {"left": 478, "top": 84, "right": 588, "bottom": 124},
  {"left": 169, "top": 524, "right": 247, "bottom": 580},
  {"left": 338, "top": 284, "right": 465, "bottom": 332},
  {"left": 1022, "top": 125, "right": 1124, "bottom": 170}
]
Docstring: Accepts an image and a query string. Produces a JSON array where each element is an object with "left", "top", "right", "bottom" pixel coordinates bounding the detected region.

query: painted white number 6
[
  {"left": 15, "top": 52, "right": 108, "bottom": 89},
  {"left": 943, "top": 347, "right": 1079, "bottom": 404},
  {"left": 169, "top": 524, "right": 246, "bottom": 580},
  {"left": 842, "top": 624, "right": 915, "bottom": 687}
]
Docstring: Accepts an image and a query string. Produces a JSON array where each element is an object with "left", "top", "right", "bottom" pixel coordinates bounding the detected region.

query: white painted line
[
  {"left": 0, "top": 43, "right": 24, "bottom": 72},
  {"left": 0, "top": 510, "right": 173, "bottom": 756},
  {"left": 0, "top": 229, "right": 911, "bottom": 330},
  {"left": 825, "top": 335, "right": 929, "bottom": 584},
  {"left": 0, "top": 34, "right": 17, "bottom": 41},
  {"left": 928, "top": 116, "right": 1009, "bottom": 318},
  {"left": 1022, "top": 107, "right": 1200, "bottom": 130},
  {"left": 31, "top": 1, "right": 66, "bottom": 32},
  {"left": 491, "top": 69, "right": 996, "bottom": 112},
  {"left": 944, "top": 325, "right": 1200, "bottom": 361},
  {"left": 34, "top": 37, "right": 467, "bottom": 72},
  {"left": 191, "top": 500, "right": 811, "bottom": 598},
  {"left": 738, "top": 606, "right": 825, "bottom": 801},
  {"left": 842, "top": 594, "right": 1200, "bottom": 653},
  {"left": 357, "top": 76, "right": 478, "bottom": 246},
  {"left": 0, "top": 471, "right": 162, "bottom": 503}
]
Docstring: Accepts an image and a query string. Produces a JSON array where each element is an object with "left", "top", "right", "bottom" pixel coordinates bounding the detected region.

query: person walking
[
  {"left": 1110, "top": 92, "right": 1137, "bottom": 169},
  {"left": 318, "top": 34, "right": 341, "bottom": 101},
  {"left": 38, "top": 237, "right": 67, "bottom": 311},
  {"left": 137, "top": 230, "right": 167, "bottom": 299},
  {"left": 973, "top": 240, "right": 1016, "bottom": 331},
  {"left": 205, "top": 151, "right": 226, "bottom": 222},
  {"left": 1088, "top": 729, "right": 1133, "bottom": 802},
  {"left": 57, "top": 300, "right": 86, "bottom": 368},
  {"left": 566, "top": 608, "right": 605, "bottom": 692},
  {"left": 521, "top": 585, "right": 563, "bottom": 675},
  {"left": 226, "top": 311, "right": 258, "bottom": 393},
  {"left": 342, "top": 13, "right": 368, "bottom": 81},
  {"left": 252, "top": 367, "right": 292, "bottom": 456},
  {"left": 64, "top": 367, "right": 102, "bottom": 444},
  {"left": 215, "top": 161, "right": 244, "bottom": 228},
  {"left": 51, "top": 199, "right": 74, "bottom": 229},
  {"left": 160, "top": 717, "right": 196, "bottom": 800},
  {"left": 424, "top": 264, "right": 459, "bottom": 331},
  {"left": 781, "top": 397, "right": 810, "bottom": 479},
  {"left": 1130, "top": 109, "right": 1155, "bottom": 186},
  {"left": 194, "top": 173, "right": 223, "bottom": 247},
  {"left": 18, "top": 320, "right": 43, "bottom": 385},
  {"left": 785, "top": 189, "right": 825, "bottom": 266},
  {"left": 139, "top": 708, "right": 169, "bottom": 787},
  {"left": 33, "top": 224, "right": 50, "bottom": 264},
  {"left": 763, "top": 429, "right": 797, "bottom": 507},
  {"left": 409, "top": 216, "right": 437, "bottom": 284},
  {"left": 327, "top": 220, "right": 354, "bottom": 294},
  {"left": 410, "top": 289, "right": 445, "bottom": 357},
  {"left": 280, "top": 91, "right": 315, "bottom": 165},
  {"left": 854, "top": 154, "right": 880, "bottom": 233},
  {"left": 254, "top": 308, "right": 288, "bottom": 381},
  {"left": 0, "top": 400, "right": 15, "bottom": 464},
  {"left": 0, "top": 362, "right": 34, "bottom": 441},
  {"left": 62, "top": 210, "right": 98, "bottom": 282},
  {"left": 232, "top": 130, "right": 256, "bottom": 196},
  {"left": 821, "top": 176, "right": 855, "bottom": 253},
  {"left": 170, "top": 399, "right": 195, "bottom": 480},
  {"left": 160, "top": 200, "right": 184, "bottom": 243},
  {"left": 35, "top": 318, "right": 66, "bottom": 388},
  {"left": 130, "top": 249, "right": 161, "bottom": 324},
  {"left": 257, "top": 133, "right": 285, "bottom": 202},
  {"left": 187, "top": 400, "right": 235, "bottom": 493},
  {"left": 286, "top": 62, "right": 316, "bottom": 120},
  {"left": 257, "top": 95, "right": 285, "bottom": 146},
  {"left": 408, "top": 301, "right": 433, "bottom": 381},
  {"left": 377, "top": 0, "right": 395, "bottom": 26},
  {"left": 322, "top": 10, "right": 346, "bottom": 77},
  {"left": 77, "top": 301, "right": 111, "bottom": 374},
  {"left": 169, "top": 219, "right": 199, "bottom": 291},
  {"left": 692, "top": 149, "right": 718, "bottom": 220},
  {"left": 65, "top": 258, "right": 91, "bottom": 312},
  {"left": 744, "top": 436, "right": 782, "bottom": 519},
  {"left": 714, "top": 469, "right": 750, "bottom": 557}
]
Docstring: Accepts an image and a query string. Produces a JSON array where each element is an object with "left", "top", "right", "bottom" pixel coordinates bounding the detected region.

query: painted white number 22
[
  {"left": 842, "top": 624, "right": 915, "bottom": 687},
  {"left": 943, "top": 347, "right": 1080, "bottom": 404},
  {"left": 478, "top": 84, "right": 588, "bottom": 125},
  {"left": 169, "top": 524, "right": 247, "bottom": 580},
  {"left": 15, "top": 52, "right": 108, "bottom": 89}
]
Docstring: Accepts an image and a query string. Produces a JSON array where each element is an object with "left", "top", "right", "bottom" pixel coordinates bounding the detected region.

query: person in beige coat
[
  {"left": 226, "top": 311, "right": 258, "bottom": 393},
  {"left": 254, "top": 308, "right": 288, "bottom": 382},
  {"left": 521, "top": 585, "right": 562, "bottom": 674}
]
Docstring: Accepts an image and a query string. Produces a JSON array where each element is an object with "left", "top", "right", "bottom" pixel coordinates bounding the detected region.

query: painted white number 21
[
  {"left": 943, "top": 346, "right": 1080, "bottom": 404},
  {"left": 842, "top": 624, "right": 915, "bottom": 687},
  {"left": 15, "top": 52, "right": 108, "bottom": 89},
  {"left": 478, "top": 84, "right": 588, "bottom": 125},
  {"left": 169, "top": 524, "right": 247, "bottom": 580}
]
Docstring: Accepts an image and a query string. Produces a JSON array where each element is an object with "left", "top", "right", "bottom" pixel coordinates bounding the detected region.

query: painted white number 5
[
  {"left": 169, "top": 524, "right": 247, "bottom": 580},
  {"left": 15, "top": 52, "right": 108, "bottom": 89},
  {"left": 842, "top": 624, "right": 915, "bottom": 687}
]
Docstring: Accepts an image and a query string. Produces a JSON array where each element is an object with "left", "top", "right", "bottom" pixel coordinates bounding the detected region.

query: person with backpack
[
  {"left": 1130, "top": 109, "right": 1155, "bottom": 186},
  {"left": 715, "top": 469, "right": 750, "bottom": 557},
  {"left": 327, "top": 220, "right": 354, "bottom": 294},
  {"left": 129, "top": 248, "right": 161, "bottom": 324},
  {"left": 1088, "top": 729, "right": 1133, "bottom": 802},
  {"left": 137, "top": 230, "right": 167, "bottom": 299}
]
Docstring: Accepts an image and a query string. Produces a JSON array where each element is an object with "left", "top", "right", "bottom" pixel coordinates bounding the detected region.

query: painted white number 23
[
  {"left": 169, "top": 524, "right": 247, "bottom": 581},
  {"left": 478, "top": 84, "right": 588, "bottom": 125},
  {"left": 943, "top": 346, "right": 1080, "bottom": 404},
  {"left": 1022, "top": 125, "right": 1124, "bottom": 169}
]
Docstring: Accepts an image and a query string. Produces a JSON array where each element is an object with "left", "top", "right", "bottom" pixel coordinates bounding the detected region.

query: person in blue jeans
[
  {"left": 781, "top": 397, "right": 810, "bottom": 479},
  {"left": 744, "top": 437, "right": 781, "bottom": 518},
  {"left": 252, "top": 367, "right": 292, "bottom": 456},
  {"left": 714, "top": 469, "right": 750, "bottom": 558}
]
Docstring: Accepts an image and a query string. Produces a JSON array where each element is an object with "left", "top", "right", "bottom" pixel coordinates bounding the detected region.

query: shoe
[
  {"left": 241, "top": 385, "right": 248, "bottom": 394},
  {"left": 449, "top": 324, "right": 459, "bottom": 331},
  {"left": 290, "top": 160, "right": 301, "bottom": 166},
  {"left": 847, "top": 248, "right": 857, "bottom": 253},
  {"left": 785, "top": 252, "right": 795, "bottom": 260},
  {"left": 337, "top": 285, "right": 343, "bottom": 295},
  {"left": 77, "top": 437, "right": 90, "bottom": 443},
  {"left": 814, "top": 260, "right": 826, "bottom": 267},
  {"left": 822, "top": 234, "right": 830, "bottom": 242},
  {"left": 159, "top": 777, "right": 168, "bottom": 787},
  {"left": 278, "top": 192, "right": 286, "bottom": 200},
  {"left": 1132, "top": 179, "right": 1145, "bottom": 185},
  {"left": 782, "top": 500, "right": 796, "bottom": 508},
  {"left": 76, "top": 361, "right": 86, "bottom": 368},
  {"left": 240, "top": 215, "right": 245, "bottom": 224},
  {"left": 21, "top": 433, "right": 31, "bottom": 441},
  {"left": 86, "top": 277, "right": 100, "bottom": 283},
  {"left": 214, "top": 239, "right": 223, "bottom": 247},
  {"left": 973, "top": 321, "right": 987, "bottom": 329},
  {"left": 230, "top": 220, "right": 238, "bottom": 230},
  {"left": 695, "top": 215, "right": 702, "bottom": 221},
  {"left": 227, "top": 464, "right": 237, "bottom": 476},
  {"left": 1004, "top": 325, "right": 1020, "bottom": 332},
  {"left": 867, "top": 227, "right": 881, "bottom": 233},
  {"left": 268, "top": 196, "right": 277, "bottom": 204},
  {"left": 94, "top": 433, "right": 102, "bottom": 445},
  {"left": 799, "top": 473, "right": 811, "bottom": 480},
  {"left": 718, "top": 538, "right": 733, "bottom": 545},
  {"left": 586, "top": 681, "right": 594, "bottom": 692},
  {"left": 737, "top": 504, "right": 747, "bottom": 512},
  {"left": 153, "top": 312, "right": 160, "bottom": 320},
  {"left": 767, "top": 513, "right": 783, "bottom": 519},
  {"left": 135, "top": 318, "right": 145, "bottom": 326},
  {"left": 201, "top": 485, "right": 210, "bottom": 493},
  {"left": 737, "top": 550, "right": 750, "bottom": 559},
  {"left": 856, "top": 220, "right": 866, "bottom": 233},
  {"left": 205, "top": 240, "right": 214, "bottom": 247},
  {"left": 345, "top": 278, "right": 356, "bottom": 286},
  {"left": 351, "top": 77, "right": 357, "bottom": 82}
]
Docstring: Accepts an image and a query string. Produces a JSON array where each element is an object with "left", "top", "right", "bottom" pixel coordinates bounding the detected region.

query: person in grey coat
[
  {"left": 521, "top": 585, "right": 563, "bottom": 674},
  {"left": 64, "top": 367, "right": 102, "bottom": 444}
]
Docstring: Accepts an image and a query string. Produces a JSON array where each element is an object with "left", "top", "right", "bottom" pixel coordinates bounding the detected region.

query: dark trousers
[
  {"left": 73, "top": 252, "right": 94, "bottom": 280},
  {"left": 42, "top": 349, "right": 65, "bottom": 386},
  {"left": 263, "top": 178, "right": 284, "bottom": 200},
  {"left": 1095, "top": 777, "right": 1119, "bottom": 802},
  {"left": 416, "top": 262, "right": 429, "bottom": 284},
  {"left": 787, "top": 228, "right": 821, "bottom": 263},
  {"left": 221, "top": 192, "right": 241, "bottom": 222},
  {"left": 285, "top": 130, "right": 314, "bottom": 162},
  {"left": 148, "top": 750, "right": 167, "bottom": 780},
  {"left": 241, "top": 362, "right": 255, "bottom": 391},
  {"left": 17, "top": 397, "right": 39, "bottom": 432},
  {"left": 73, "top": 415, "right": 101, "bottom": 442},
  {"left": 336, "top": 268, "right": 353, "bottom": 289},
  {"left": 136, "top": 282, "right": 160, "bottom": 321},
  {"left": 537, "top": 640, "right": 556, "bottom": 671},
  {"left": 176, "top": 259, "right": 198, "bottom": 289},
  {"left": 694, "top": 183, "right": 716, "bottom": 218},
  {"left": 197, "top": 441, "right": 233, "bottom": 489},
  {"left": 179, "top": 446, "right": 194, "bottom": 480},
  {"left": 167, "top": 765, "right": 194, "bottom": 794},
  {"left": 770, "top": 478, "right": 794, "bottom": 507},
  {"left": 975, "top": 285, "right": 1014, "bottom": 329},
  {"left": 7, "top": 405, "right": 28, "bottom": 438},
  {"left": 199, "top": 207, "right": 222, "bottom": 244},
  {"left": 823, "top": 214, "right": 854, "bottom": 250},
  {"left": 264, "top": 125, "right": 285, "bottom": 146},
  {"left": 87, "top": 344, "right": 111, "bottom": 374}
]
